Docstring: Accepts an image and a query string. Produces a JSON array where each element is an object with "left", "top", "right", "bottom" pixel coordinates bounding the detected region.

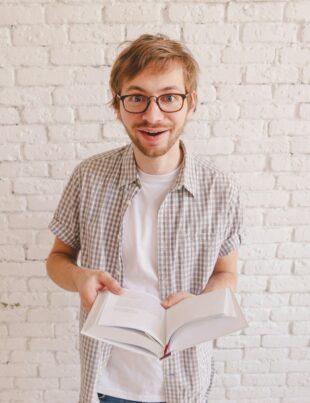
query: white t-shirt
[{"left": 97, "top": 167, "right": 180, "bottom": 402}]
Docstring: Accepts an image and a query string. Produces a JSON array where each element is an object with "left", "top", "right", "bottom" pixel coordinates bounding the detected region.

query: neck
[{"left": 133, "top": 142, "right": 183, "bottom": 175}]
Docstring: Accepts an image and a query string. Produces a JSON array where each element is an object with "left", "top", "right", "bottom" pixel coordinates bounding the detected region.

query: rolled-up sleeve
[
  {"left": 48, "top": 165, "right": 81, "bottom": 250},
  {"left": 219, "top": 181, "right": 243, "bottom": 257}
]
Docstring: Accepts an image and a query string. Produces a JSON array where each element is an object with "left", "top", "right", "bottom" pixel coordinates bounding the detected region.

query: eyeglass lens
[{"left": 123, "top": 94, "right": 184, "bottom": 113}]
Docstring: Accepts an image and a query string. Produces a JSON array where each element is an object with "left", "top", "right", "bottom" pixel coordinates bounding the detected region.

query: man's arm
[
  {"left": 161, "top": 249, "right": 238, "bottom": 308},
  {"left": 46, "top": 237, "right": 123, "bottom": 312},
  {"left": 201, "top": 249, "right": 238, "bottom": 293}
]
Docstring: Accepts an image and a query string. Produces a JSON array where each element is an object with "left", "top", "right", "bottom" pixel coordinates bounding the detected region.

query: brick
[
  {"left": 302, "top": 24, "right": 310, "bottom": 42},
  {"left": 0, "top": 145, "right": 21, "bottom": 161},
  {"left": 242, "top": 191, "right": 289, "bottom": 208},
  {"left": 0, "top": 87, "right": 51, "bottom": 106},
  {"left": 49, "top": 161, "right": 79, "bottom": 179},
  {"left": 102, "top": 122, "right": 130, "bottom": 140},
  {"left": 0, "top": 391, "right": 42, "bottom": 401},
  {"left": 239, "top": 244, "right": 277, "bottom": 260},
  {"left": 243, "top": 260, "right": 292, "bottom": 276},
  {"left": 244, "top": 226, "right": 291, "bottom": 243},
  {"left": 280, "top": 48, "right": 310, "bottom": 64},
  {"left": 213, "top": 120, "right": 264, "bottom": 137},
  {"left": 295, "top": 226, "right": 310, "bottom": 241},
  {"left": 194, "top": 102, "right": 239, "bottom": 121},
  {"left": 53, "top": 85, "right": 106, "bottom": 105},
  {"left": 236, "top": 173, "right": 275, "bottom": 190},
  {"left": 270, "top": 276, "right": 310, "bottom": 292},
  {"left": 185, "top": 44, "right": 221, "bottom": 66},
  {"left": 226, "top": 359, "right": 269, "bottom": 373},
  {"left": 244, "top": 348, "right": 289, "bottom": 361},
  {"left": 48, "top": 124, "right": 100, "bottom": 142},
  {"left": 274, "top": 85, "right": 310, "bottom": 103},
  {"left": 13, "top": 178, "right": 63, "bottom": 195},
  {"left": 271, "top": 155, "right": 310, "bottom": 172},
  {"left": 0, "top": 28, "right": 10, "bottom": 45},
  {"left": 106, "top": 3, "right": 161, "bottom": 23},
  {"left": 43, "top": 390, "right": 79, "bottom": 402},
  {"left": 246, "top": 65, "right": 298, "bottom": 84},
  {"left": 292, "top": 191, "right": 310, "bottom": 208},
  {"left": 286, "top": 1, "right": 310, "bottom": 22},
  {"left": 0, "top": 178, "right": 11, "bottom": 193},
  {"left": 1, "top": 125, "right": 46, "bottom": 143},
  {"left": 242, "top": 104, "right": 294, "bottom": 119},
  {"left": 78, "top": 106, "right": 115, "bottom": 122},
  {"left": 8, "top": 212, "right": 52, "bottom": 229},
  {"left": 292, "top": 322, "right": 310, "bottom": 336},
  {"left": 223, "top": 46, "right": 275, "bottom": 63},
  {"left": 0, "top": 68, "right": 14, "bottom": 86},
  {"left": 278, "top": 243, "right": 310, "bottom": 259},
  {"left": 126, "top": 24, "right": 181, "bottom": 41},
  {"left": 15, "top": 377, "right": 58, "bottom": 390},
  {"left": 0, "top": 363, "right": 37, "bottom": 377},
  {"left": 70, "top": 24, "right": 124, "bottom": 43},
  {"left": 263, "top": 336, "right": 309, "bottom": 348},
  {"left": 211, "top": 155, "right": 266, "bottom": 173},
  {"left": 0, "top": 6, "right": 44, "bottom": 25},
  {"left": 51, "top": 46, "right": 104, "bottom": 66},
  {"left": 27, "top": 195, "right": 59, "bottom": 211},
  {"left": 22, "top": 107, "right": 74, "bottom": 124},
  {"left": 198, "top": 64, "right": 242, "bottom": 84},
  {"left": 12, "top": 25, "right": 67, "bottom": 46},
  {"left": 186, "top": 138, "right": 234, "bottom": 155},
  {"left": 291, "top": 137, "right": 310, "bottom": 154},
  {"left": 266, "top": 208, "right": 310, "bottom": 225},
  {"left": 227, "top": 2, "right": 283, "bottom": 22},
  {"left": 24, "top": 144, "right": 75, "bottom": 161},
  {"left": 17, "top": 67, "right": 72, "bottom": 86},
  {"left": 237, "top": 136, "right": 289, "bottom": 154},
  {"left": 269, "top": 119, "right": 310, "bottom": 136},
  {"left": 10, "top": 351, "right": 55, "bottom": 364},
  {"left": 242, "top": 292, "right": 290, "bottom": 308},
  {"left": 29, "top": 337, "right": 75, "bottom": 352},
  {"left": 183, "top": 23, "right": 238, "bottom": 44},
  {"left": 1, "top": 291, "right": 47, "bottom": 307},
  {"left": 28, "top": 308, "right": 76, "bottom": 323},
  {"left": 169, "top": 3, "right": 224, "bottom": 22},
  {"left": 0, "top": 162, "right": 48, "bottom": 178},
  {"left": 217, "top": 85, "right": 272, "bottom": 103},
  {"left": 242, "top": 23, "right": 297, "bottom": 43},
  {"left": 303, "top": 66, "right": 310, "bottom": 83},
  {"left": 0, "top": 197, "right": 26, "bottom": 212},
  {"left": 76, "top": 141, "right": 127, "bottom": 159},
  {"left": 238, "top": 275, "right": 267, "bottom": 291},
  {"left": 0, "top": 107, "right": 19, "bottom": 124},
  {"left": 0, "top": 46, "right": 48, "bottom": 66},
  {"left": 46, "top": 5, "right": 101, "bottom": 24},
  {"left": 26, "top": 245, "right": 50, "bottom": 260},
  {"left": 9, "top": 323, "right": 54, "bottom": 338},
  {"left": 277, "top": 174, "right": 310, "bottom": 190},
  {"left": 243, "top": 373, "right": 285, "bottom": 386},
  {"left": 75, "top": 67, "right": 108, "bottom": 84},
  {"left": 299, "top": 103, "right": 310, "bottom": 119}
]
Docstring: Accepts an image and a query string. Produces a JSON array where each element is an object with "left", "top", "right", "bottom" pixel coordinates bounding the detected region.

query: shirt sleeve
[
  {"left": 48, "top": 165, "right": 81, "bottom": 250},
  {"left": 218, "top": 180, "right": 243, "bottom": 257}
]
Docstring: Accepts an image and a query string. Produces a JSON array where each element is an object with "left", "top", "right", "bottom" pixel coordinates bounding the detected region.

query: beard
[{"left": 122, "top": 122, "right": 186, "bottom": 158}]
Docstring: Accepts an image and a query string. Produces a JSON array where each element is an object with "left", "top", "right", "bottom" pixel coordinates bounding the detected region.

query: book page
[
  {"left": 166, "top": 288, "right": 236, "bottom": 342},
  {"left": 98, "top": 289, "right": 166, "bottom": 345}
]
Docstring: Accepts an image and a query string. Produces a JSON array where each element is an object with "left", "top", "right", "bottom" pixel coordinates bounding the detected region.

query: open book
[{"left": 81, "top": 288, "right": 248, "bottom": 360}]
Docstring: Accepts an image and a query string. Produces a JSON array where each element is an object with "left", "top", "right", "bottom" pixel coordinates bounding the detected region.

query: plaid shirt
[{"left": 48, "top": 141, "right": 243, "bottom": 403}]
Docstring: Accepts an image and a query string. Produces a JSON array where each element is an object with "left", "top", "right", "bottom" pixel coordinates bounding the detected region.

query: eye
[
  {"left": 161, "top": 94, "right": 178, "bottom": 103},
  {"left": 128, "top": 95, "right": 145, "bottom": 103}
]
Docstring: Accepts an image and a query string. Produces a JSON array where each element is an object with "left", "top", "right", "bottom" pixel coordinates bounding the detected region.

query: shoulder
[
  {"left": 190, "top": 154, "right": 240, "bottom": 199},
  {"left": 73, "top": 144, "right": 130, "bottom": 177}
]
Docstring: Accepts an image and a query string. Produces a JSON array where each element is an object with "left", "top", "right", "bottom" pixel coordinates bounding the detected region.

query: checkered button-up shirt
[{"left": 48, "top": 141, "right": 243, "bottom": 403}]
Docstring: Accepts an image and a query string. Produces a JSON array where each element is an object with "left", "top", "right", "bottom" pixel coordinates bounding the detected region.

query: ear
[
  {"left": 112, "top": 93, "right": 122, "bottom": 120},
  {"left": 187, "top": 91, "right": 197, "bottom": 118}
]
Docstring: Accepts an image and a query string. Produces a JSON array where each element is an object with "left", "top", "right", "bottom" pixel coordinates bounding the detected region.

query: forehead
[{"left": 121, "top": 63, "right": 185, "bottom": 94}]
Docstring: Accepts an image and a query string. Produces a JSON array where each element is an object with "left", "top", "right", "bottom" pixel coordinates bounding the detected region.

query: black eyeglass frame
[{"left": 116, "top": 93, "right": 190, "bottom": 114}]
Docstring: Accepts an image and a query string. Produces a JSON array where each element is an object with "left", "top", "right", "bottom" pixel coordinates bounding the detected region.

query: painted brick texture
[{"left": 0, "top": 1, "right": 310, "bottom": 402}]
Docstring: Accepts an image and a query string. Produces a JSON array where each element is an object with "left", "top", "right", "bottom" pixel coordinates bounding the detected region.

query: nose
[{"left": 141, "top": 97, "right": 164, "bottom": 123}]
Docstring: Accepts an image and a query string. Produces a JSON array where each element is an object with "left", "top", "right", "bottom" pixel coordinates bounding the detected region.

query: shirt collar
[{"left": 118, "top": 140, "right": 197, "bottom": 198}]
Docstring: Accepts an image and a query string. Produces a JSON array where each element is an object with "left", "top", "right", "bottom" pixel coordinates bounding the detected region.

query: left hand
[{"left": 161, "top": 291, "right": 195, "bottom": 309}]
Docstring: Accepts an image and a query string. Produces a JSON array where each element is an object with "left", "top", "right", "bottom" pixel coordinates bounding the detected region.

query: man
[{"left": 47, "top": 34, "right": 243, "bottom": 403}]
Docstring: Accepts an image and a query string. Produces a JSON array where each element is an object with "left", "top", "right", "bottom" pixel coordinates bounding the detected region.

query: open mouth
[{"left": 139, "top": 130, "right": 167, "bottom": 137}]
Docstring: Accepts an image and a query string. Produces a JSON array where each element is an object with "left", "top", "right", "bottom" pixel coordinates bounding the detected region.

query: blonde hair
[{"left": 109, "top": 34, "right": 199, "bottom": 109}]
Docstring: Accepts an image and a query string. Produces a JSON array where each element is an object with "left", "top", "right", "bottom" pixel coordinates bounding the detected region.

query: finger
[
  {"left": 100, "top": 272, "right": 123, "bottom": 294},
  {"left": 161, "top": 292, "right": 191, "bottom": 308}
]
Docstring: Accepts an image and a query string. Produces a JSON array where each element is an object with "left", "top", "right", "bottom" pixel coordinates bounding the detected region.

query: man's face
[{"left": 115, "top": 64, "right": 196, "bottom": 159}]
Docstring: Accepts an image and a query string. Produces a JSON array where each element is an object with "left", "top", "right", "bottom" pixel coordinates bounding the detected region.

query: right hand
[{"left": 74, "top": 268, "right": 123, "bottom": 313}]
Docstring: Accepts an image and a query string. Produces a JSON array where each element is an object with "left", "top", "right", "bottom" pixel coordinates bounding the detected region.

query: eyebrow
[{"left": 124, "top": 85, "right": 184, "bottom": 93}]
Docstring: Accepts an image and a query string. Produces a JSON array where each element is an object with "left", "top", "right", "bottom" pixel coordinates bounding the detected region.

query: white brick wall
[{"left": 0, "top": 1, "right": 309, "bottom": 402}]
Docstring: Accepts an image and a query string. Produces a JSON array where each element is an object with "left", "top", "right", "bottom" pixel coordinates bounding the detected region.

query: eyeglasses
[{"left": 116, "top": 93, "right": 189, "bottom": 114}]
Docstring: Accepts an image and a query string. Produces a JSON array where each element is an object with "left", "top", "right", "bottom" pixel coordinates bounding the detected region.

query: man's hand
[
  {"left": 74, "top": 268, "right": 123, "bottom": 313},
  {"left": 161, "top": 291, "right": 194, "bottom": 309}
]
